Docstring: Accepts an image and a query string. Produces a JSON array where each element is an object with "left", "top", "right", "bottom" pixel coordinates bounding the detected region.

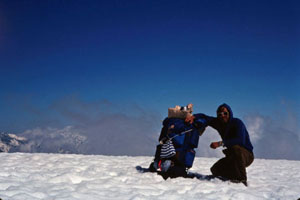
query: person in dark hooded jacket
[{"left": 186, "top": 103, "right": 254, "bottom": 186}]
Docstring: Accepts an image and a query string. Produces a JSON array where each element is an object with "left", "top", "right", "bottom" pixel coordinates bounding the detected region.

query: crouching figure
[{"left": 186, "top": 103, "right": 254, "bottom": 186}]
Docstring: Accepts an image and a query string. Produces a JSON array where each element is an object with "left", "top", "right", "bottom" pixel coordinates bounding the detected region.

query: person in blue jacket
[{"left": 186, "top": 103, "right": 254, "bottom": 185}]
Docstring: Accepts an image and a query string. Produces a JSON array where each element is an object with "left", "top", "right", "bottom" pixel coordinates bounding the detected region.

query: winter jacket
[
  {"left": 157, "top": 117, "right": 205, "bottom": 168},
  {"left": 193, "top": 103, "right": 253, "bottom": 153}
]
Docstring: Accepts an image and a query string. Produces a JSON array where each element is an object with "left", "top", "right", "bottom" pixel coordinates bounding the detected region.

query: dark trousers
[{"left": 210, "top": 145, "right": 254, "bottom": 181}]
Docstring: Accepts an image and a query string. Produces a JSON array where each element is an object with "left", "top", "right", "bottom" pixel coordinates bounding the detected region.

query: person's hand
[
  {"left": 167, "top": 124, "right": 175, "bottom": 134},
  {"left": 185, "top": 114, "right": 195, "bottom": 124},
  {"left": 187, "top": 103, "right": 193, "bottom": 109},
  {"left": 187, "top": 103, "right": 193, "bottom": 112},
  {"left": 210, "top": 141, "right": 223, "bottom": 149},
  {"left": 168, "top": 124, "right": 175, "bottom": 130}
]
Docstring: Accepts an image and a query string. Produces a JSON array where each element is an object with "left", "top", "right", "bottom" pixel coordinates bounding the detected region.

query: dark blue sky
[{"left": 0, "top": 0, "right": 299, "bottom": 133}]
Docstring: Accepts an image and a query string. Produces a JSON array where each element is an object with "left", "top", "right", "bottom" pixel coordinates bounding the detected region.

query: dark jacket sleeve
[
  {"left": 162, "top": 118, "right": 187, "bottom": 134},
  {"left": 193, "top": 113, "right": 217, "bottom": 129}
]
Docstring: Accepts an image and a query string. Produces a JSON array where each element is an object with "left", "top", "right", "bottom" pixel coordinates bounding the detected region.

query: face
[{"left": 217, "top": 107, "right": 230, "bottom": 123}]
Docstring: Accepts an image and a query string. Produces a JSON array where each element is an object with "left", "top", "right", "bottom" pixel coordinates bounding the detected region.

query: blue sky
[{"left": 0, "top": 0, "right": 299, "bottom": 138}]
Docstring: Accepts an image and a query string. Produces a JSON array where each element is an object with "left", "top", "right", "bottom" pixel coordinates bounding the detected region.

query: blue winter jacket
[{"left": 193, "top": 103, "right": 253, "bottom": 153}]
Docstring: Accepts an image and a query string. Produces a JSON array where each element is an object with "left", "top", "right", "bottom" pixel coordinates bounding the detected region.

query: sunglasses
[{"left": 218, "top": 111, "right": 229, "bottom": 117}]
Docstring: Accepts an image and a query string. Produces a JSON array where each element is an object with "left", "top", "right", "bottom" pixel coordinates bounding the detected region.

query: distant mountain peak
[{"left": 0, "top": 132, "right": 28, "bottom": 152}]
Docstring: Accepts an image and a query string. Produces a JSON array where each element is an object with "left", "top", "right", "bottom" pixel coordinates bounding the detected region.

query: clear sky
[{"left": 0, "top": 1, "right": 299, "bottom": 139}]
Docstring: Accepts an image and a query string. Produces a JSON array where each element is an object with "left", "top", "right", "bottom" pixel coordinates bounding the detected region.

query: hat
[{"left": 168, "top": 103, "right": 193, "bottom": 119}]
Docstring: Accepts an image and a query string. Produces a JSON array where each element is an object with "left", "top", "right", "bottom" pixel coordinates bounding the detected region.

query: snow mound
[{"left": 0, "top": 153, "right": 299, "bottom": 200}]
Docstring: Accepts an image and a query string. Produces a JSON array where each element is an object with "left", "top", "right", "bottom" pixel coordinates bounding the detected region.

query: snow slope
[{"left": 0, "top": 153, "right": 299, "bottom": 200}]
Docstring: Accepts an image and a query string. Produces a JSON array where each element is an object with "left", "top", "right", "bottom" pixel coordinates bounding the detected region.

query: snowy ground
[{"left": 0, "top": 153, "right": 299, "bottom": 200}]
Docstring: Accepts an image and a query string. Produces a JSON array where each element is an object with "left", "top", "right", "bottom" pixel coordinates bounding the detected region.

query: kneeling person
[{"left": 187, "top": 103, "right": 254, "bottom": 186}]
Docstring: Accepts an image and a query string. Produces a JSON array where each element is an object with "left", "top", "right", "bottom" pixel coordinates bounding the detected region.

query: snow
[{"left": 0, "top": 153, "right": 299, "bottom": 200}]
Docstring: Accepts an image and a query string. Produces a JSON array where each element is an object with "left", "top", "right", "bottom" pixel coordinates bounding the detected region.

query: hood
[{"left": 217, "top": 103, "right": 233, "bottom": 120}]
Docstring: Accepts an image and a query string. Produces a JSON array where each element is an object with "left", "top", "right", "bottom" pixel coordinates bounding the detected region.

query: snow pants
[{"left": 210, "top": 145, "right": 254, "bottom": 181}]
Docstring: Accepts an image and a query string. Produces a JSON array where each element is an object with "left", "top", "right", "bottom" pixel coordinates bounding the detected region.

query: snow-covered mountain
[
  {"left": 0, "top": 153, "right": 299, "bottom": 200},
  {"left": 0, "top": 127, "right": 87, "bottom": 154},
  {"left": 0, "top": 124, "right": 157, "bottom": 156},
  {"left": 0, "top": 132, "right": 27, "bottom": 152}
]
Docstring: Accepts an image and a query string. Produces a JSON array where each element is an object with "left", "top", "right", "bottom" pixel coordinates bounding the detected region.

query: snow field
[{"left": 0, "top": 153, "right": 299, "bottom": 200}]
